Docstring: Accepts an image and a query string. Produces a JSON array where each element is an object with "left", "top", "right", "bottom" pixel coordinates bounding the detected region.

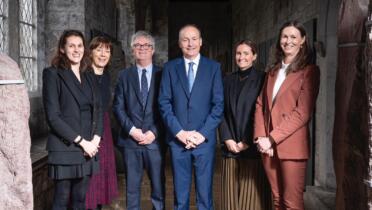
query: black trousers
[{"left": 52, "top": 176, "right": 90, "bottom": 210}]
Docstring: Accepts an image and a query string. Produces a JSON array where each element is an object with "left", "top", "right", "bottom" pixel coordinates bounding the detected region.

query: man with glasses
[
  {"left": 113, "top": 31, "right": 165, "bottom": 210},
  {"left": 158, "top": 24, "right": 224, "bottom": 210}
]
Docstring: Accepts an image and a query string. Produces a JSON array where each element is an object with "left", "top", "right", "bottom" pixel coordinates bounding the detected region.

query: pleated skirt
[{"left": 221, "top": 157, "right": 273, "bottom": 210}]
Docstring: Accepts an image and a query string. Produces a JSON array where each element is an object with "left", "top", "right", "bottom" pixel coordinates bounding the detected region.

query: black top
[
  {"left": 42, "top": 67, "right": 103, "bottom": 165},
  {"left": 94, "top": 70, "right": 111, "bottom": 112},
  {"left": 219, "top": 67, "right": 265, "bottom": 159}
]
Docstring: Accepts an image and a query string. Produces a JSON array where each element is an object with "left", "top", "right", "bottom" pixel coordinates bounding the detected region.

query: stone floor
[{"left": 101, "top": 153, "right": 336, "bottom": 210}]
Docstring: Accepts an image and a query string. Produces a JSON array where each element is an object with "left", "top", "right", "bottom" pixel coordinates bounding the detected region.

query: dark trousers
[
  {"left": 122, "top": 147, "right": 165, "bottom": 210},
  {"left": 52, "top": 176, "right": 90, "bottom": 210}
]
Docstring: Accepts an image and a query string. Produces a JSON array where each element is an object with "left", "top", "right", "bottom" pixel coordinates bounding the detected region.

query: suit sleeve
[
  {"left": 112, "top": 72, "right": 135, "bottom": 134},
  {"left": 254, "top": 74, "right": 268, "bottom": 139},
  {"left": 42, "top": 68, "right": 79, "bottom": 143},
  {"left": 158, "top": 64, "right": 184, "bottom": 136},
  {"left": 219, "top": 77, "right": 233, "bottom": 142},
  {"left": 270, "top": 66, "right": 320, "bottom": 144},
  {"left": 198, "top": 63, "right": 224, "bottom": 139},
  {"left": 149, "top": 70, "right": 163, "bottom": 138}
]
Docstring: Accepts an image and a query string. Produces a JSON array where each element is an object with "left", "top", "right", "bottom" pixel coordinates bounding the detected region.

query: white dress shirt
[{"left": 272, "top": 61, "right": 289, "bottom": 101}]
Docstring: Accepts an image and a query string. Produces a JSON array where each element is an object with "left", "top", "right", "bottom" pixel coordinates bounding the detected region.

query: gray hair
[{"left": 130, "top": 30, "right": 155, "bottom": 51}]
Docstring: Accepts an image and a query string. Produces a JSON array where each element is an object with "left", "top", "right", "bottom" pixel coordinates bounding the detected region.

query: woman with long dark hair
[
  {"left": 220, "top": 39, "right": 272, "bottom": 210},
  {"left": 42, "top": 30, "right": 102, "bottom": 210},
  {"left": 254, "top": 20, "right": 320, "bottom": 210}
]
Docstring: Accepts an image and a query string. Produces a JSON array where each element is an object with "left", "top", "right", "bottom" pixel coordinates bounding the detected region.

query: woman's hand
[
  {"left": 236, "top": 142, "right": 249, "bottom": 152},
  {"left": 255, "top": 137, "right": 272, "bottom": 152},
  {"left": 91, "top": 135, "right": 101, "bottom": 148},
  {"left": 225, "top": 139, "right": 239, "bottom": 153},
  {"left": 79, "top": 139, "right": 98, "bottom": 158}
]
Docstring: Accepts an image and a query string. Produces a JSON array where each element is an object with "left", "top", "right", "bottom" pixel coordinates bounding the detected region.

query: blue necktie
[
  {"left": 188, "top": 62, "right": 195, "bottom": 92},
  {"left": 141, "top": 69, "right": 148, "bottom": 108}
]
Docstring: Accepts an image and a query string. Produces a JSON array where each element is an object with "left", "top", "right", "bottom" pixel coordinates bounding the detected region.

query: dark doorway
[{"left": 168, "top": 0, "right": 233, "bottom": 73}]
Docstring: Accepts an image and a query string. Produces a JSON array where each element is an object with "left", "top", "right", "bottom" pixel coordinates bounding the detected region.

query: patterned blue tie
[
  {"left": 188, "top": 62, "right": 195, "bottom": 92},
  {"left": 141, "top": 69, "right": 148, "bottom": 108}
]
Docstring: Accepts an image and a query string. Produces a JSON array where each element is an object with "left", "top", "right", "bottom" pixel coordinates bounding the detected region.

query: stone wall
[
  {"left": 85, "top": 0, "right": 117, "bottom": 40},
  {"left": 116, "top": 0, "right": 168, "bottom": 67},
  {"left": 231, "top": 0, "right": 337, "bottom": 192}
]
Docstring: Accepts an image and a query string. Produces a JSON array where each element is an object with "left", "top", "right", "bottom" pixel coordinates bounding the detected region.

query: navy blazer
[
  {"left": 42, "top": 67, "right": 103, "bottom": 164},
  {"left": 158, "top": 56, "right": 224, "bottom": 149},
  {"left": 113, "top": 65, "right": 163, "bottom": 150}
]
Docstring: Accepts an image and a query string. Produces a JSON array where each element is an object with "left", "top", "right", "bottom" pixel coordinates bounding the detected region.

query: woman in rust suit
[{"left": 254, "top": 20, "right": 320, "bottom": 210}]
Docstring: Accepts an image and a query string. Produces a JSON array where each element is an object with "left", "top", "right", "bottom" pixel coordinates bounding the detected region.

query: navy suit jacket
[
  {"left": 158, "top": 56, "right": 224, "bottom": 149},
  {"left": 113, "top": 65, "right": 163, "bottom": 150}
]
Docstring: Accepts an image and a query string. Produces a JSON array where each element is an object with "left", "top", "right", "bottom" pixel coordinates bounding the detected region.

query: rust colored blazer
[{"left": 254, "top": 64, "right": 320, "bottom": 159}]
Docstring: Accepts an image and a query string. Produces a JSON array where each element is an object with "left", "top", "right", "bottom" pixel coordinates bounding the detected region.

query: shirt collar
[
  {"left": 136, "top": 63, "right": 153, "bottom": 74},
  {"left": 184, "top": 54, "right": 201, "bottom": 66}
]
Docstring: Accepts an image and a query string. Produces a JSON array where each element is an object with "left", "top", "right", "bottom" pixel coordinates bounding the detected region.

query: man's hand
[
  {"left": 189, "top": 131, "right": 205, "bottom": 146},
  {"left": 130, "top": 128, "right": 145, "bottom": 142},
  {"left": 138, "top": 131, "right": 156, "bottom": 145},
  {"left": 177, "top": 130, "right": 197, "bottom": 149}
]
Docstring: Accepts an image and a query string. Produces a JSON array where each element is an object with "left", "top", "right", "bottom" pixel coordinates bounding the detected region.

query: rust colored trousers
[{"left": 262, "top": 154, "right": 307, "bottom": 210}]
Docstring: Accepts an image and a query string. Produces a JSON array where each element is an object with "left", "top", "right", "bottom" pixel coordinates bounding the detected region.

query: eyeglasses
[{"left": 133, "top": 43, "right": 153, "bottom": 50}]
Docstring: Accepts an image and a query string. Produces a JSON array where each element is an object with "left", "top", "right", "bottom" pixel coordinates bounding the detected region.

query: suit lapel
[
  {"left": 273, "top": 70, "right": 303, "bottom": 105},
  {"left": 144, "top": 66, "right": 157, "bottom": 113},
  {"left": 228, "top": 73, "right": 238, "bottom": 118},
  {"left": 175, "top": 59, "right": 190, "bottom": 98},
  {"left": 190, "top": 56, "right": 204, "bottom": 97},
  {"left": 128, "top": 66, "right": 143, "bottom": 108},
  {"left": 266, "top": 67, "right": 279, "bottom": 110},
  {"left": 57, "top": 69, "right": 84, "bottom": 107}
]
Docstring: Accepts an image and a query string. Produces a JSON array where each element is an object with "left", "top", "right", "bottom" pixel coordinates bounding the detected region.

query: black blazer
[
  {"left": 219, "top": 67, "right": 265, "bottom": 158},
  {"left": 113, "top": 65, "right": 164, "bottom": 150},
  {"left": 42, "top": 67, "right": 103, "bottom": 164}
]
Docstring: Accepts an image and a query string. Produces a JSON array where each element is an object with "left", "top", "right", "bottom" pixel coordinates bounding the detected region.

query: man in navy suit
[
  {"left": 113, "top": 31, "right": 164, "bottom": 210},
  {"left": 158, "top": 24, "right": 224, "bottom": 210}
]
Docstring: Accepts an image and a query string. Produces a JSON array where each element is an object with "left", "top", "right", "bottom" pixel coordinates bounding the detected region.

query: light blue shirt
[
  {"left": 184, "top": 53, "right": 200, "bottom": 77},
  {"left": 136, "top": 63, "right": 153, "bottom": 91}
]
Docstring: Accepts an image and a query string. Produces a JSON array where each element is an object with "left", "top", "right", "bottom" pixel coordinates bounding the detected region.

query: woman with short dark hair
[{"left": 85, "top": 36, "right": 119, "bottom": 210}]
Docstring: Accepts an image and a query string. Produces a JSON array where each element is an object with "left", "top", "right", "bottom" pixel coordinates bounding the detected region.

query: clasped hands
[
  {"left": 176, "top": 130, "right": 205, "bottom": 149},
  {"left": 224, "top": 140, "right": 248, "bottom": 154},
  {"left": 254, "top": 136, "right": 274, "bottom": 157},
  {"left": 79, "top": 135, "right": 100, "bottom": 158},
  {"left": 130, "top": 128, "right": 156, "bottom": 145}
]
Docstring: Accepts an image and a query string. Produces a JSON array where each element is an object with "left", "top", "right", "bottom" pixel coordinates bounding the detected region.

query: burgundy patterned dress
[{"left": 86, "top": 71, "right": 118, "bottom": 209}]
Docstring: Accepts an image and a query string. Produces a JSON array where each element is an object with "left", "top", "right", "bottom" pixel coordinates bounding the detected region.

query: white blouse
[{"left": 272, "top": 62, "right": 289, "bottom": 101}]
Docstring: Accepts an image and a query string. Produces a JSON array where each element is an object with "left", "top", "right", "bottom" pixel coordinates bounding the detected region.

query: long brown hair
[
  {"left": 51, "top": 30, "right": 90, "bottom": 72},
  {"left": 271, "top": 20, "right": 311, "bottom": 74}
]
